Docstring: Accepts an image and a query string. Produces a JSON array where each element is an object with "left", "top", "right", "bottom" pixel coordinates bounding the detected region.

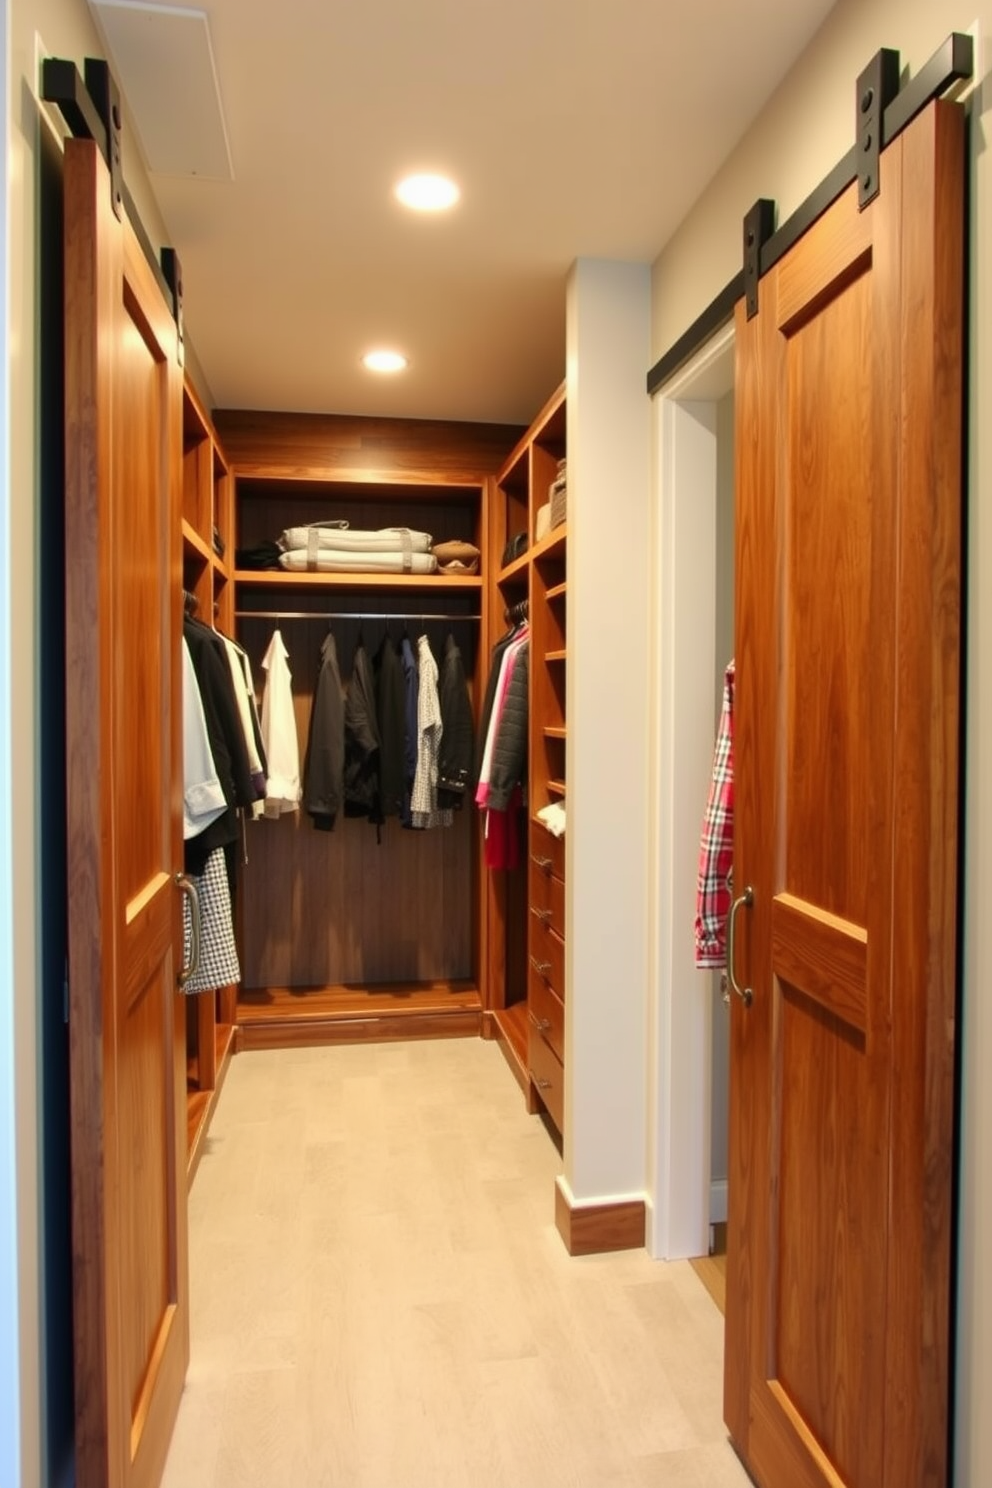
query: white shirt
[
  {"left": 411, "top": 634, "right": 452, "bottom": 829},
  {"left": 260, "top": 628, "right": 301, "bottom": 816}
]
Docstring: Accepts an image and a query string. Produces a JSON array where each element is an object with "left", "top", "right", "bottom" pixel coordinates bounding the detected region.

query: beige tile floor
[{"left": 162, "top": 1037, "right": 754, "bottom": 1488}]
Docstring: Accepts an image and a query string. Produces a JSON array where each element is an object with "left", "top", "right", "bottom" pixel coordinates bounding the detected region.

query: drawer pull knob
[
  {"left": 529, "top": 1012, "right": 551, "bottom": 1032},
  {"left": 536, "top": 1078, "right": 552, "bottom": 1090},
  {"left": 531, "top": 854, "right": 553, "bottom": 872},
  {"left": 532, "top": 907, "right": 552, "bottom": 923},
  {"left": 530, "top": 956, "right": 552, "bottom": 976}
]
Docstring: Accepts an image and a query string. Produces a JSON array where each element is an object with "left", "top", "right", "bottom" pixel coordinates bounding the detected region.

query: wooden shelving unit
[
  {"left": 214, "top": 409, "right": 523, "bottom": 1051},
  {"left": 181, "top": 379, "right": 237, "bottom": 1181},
  {"left": 488, "top": 383, "right": 568, "bottom": 1132}
]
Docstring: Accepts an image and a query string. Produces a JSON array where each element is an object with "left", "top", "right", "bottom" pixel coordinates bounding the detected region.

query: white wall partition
[{"left": 646, "top": 327, "right": 734, "bottom": 1259}]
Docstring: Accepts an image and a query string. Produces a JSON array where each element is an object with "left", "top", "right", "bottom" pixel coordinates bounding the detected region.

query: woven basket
[{"left": 550, "top": 480, "right": 567, "bottom": 528}]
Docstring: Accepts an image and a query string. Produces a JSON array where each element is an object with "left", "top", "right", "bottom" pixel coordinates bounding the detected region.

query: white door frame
[{"left": 646, "top": 322, "right": 735, "bottom": 1260}]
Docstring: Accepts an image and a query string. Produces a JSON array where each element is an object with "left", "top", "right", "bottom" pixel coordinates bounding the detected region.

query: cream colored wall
[
  {"left": 7, "top": 0, "right": 185, "bottom": 1480},
  {"left": 651, "top": 2, "right": 992, "bottom": 1481}
]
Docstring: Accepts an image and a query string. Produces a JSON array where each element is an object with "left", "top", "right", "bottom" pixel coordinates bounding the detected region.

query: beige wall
[
  {"left": 651, "top": 2, "right": 992, "bottom": 1482},
  {"left": 8, "top": 0, "right": 184, "bottom": 1480}
]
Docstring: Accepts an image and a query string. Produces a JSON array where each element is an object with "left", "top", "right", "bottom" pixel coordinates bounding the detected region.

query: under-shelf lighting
[{"left": 394, "top": 172, "right": 460, "bottom": 212}]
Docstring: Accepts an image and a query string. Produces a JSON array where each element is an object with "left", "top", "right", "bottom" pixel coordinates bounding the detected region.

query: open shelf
[{"left": 233, "top": 569, "right": 482, "bottom": 592}]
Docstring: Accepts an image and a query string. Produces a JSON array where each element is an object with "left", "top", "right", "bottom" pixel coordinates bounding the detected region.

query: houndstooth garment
[{"left": 181, "top": 845, "right": 241, "bottom": 995}]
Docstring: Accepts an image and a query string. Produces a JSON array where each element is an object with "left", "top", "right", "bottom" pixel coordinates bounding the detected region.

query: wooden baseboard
[
  {"left": 554, "top": 1181, "right": 646, "bottom": 1256},
  {"left": 554, "top": 1188, "right": 645, "bottom": 1256},
  {"left": 187, "top": 1022, "right": 235, "bottom": 1186},
  {"left": 237, "top": 1008, "right": 481, "bottom": 1051}
]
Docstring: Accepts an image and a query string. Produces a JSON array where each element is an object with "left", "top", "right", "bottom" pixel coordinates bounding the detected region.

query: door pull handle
[
  {"left": 175, "top": 872, "right": 202, "bottom": 989},
  {"left": 726, "top": 885, "right": 754, "bottom": 1009}
]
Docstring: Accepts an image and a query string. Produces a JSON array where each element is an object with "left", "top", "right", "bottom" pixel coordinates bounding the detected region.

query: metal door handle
[
  {"left": 176, "top": 872, "right": 201, "bottom": 989},
  {"left": 530, "top": 956, "right": 552, "bottom": 976},
  {"left": 529, "top": 1011, "right": 551, "bottom": 1032},
  {"left": 726, "top": 885, "right": 753, "bottom": 1008},
  {"left": 531, "top": 854, "right": 553, "bottom": 872},
  {"left": 532, "top": 907, "right": 552, "bottom": 923}
]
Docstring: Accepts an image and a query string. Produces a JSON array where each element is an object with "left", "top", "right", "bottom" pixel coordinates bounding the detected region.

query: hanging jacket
[
  {"left": 486, "top": 639, "right": 529, "bottom": 812},
  {"left": 400, "top": 635, "right": 420, "bottom": 827},
  {"left": 182, "top": 615, "right": 257, "bottom": 875},
  {"left": 343, "top": 640, "right": 382, "bottom": 822},
  {"left": 437, "top": 634, "right": 474, "bottom": 810},
  {"left": 695, "top": 659, "right": 735, "bottom": 968},
  {"left": 375, "top": 634, "right": 407, "bottom": 819},
  {"left": 303, "top": 631, "right": 346, "bottom": 831},
  {"left": 474, "top": 627, "right": 518, "bottom": 786},
  {"left": 260, "top": 628, "right": 302, "bottom": 817},
  {"left": 411, "top": 634, "right": 452, "bottom": 829}
]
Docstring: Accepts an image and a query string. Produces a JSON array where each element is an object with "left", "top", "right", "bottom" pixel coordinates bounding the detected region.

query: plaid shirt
[{"left": 695, "top": 660, "right": 735, "bottom": 969}]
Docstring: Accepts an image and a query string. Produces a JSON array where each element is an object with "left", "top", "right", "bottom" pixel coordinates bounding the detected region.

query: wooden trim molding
[{"left": 554, "top": 1177, "right": 646, "bottom": 1256}]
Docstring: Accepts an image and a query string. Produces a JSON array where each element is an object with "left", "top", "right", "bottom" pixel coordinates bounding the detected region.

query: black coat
[
  {"left": 437, "top": 634, "right": 474, "bottom": 810},
  {"left": 182, "top": 616, "right": 256, "bottom": 875},
  {"left": 343, "top": 641, "right": 382, "bottom": 822},
  {"left": 303, "top": 632, "right": 345, "bottom": 831},
  {"left": 375, "top": 635, "right": 407, "bottom": 819}
]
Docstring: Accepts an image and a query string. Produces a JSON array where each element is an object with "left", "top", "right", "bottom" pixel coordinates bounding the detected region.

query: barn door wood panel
[
  {"left": 64, "top": 136, "right": 187, "bottom": 1488},
  {"left": 725, "top": 98, "right": 963, "bottom": 1488}
]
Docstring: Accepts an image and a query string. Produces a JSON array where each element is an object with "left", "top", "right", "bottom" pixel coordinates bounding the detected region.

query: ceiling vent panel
[{"left": 90, "top": 1, "right": 233, "bottom": 180}]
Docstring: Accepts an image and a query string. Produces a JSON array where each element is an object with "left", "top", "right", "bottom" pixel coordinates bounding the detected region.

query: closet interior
[
  {"left": 211, "top": 409, "right": 524, "bottom": 1054},
  {"left": 178, "top": 390, "right": 570, "bottom": 1162}
]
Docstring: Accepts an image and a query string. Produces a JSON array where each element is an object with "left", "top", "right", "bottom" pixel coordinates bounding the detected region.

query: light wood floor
[{"left": 162, "top": 1038, "right": 752, "bottom": 1488}]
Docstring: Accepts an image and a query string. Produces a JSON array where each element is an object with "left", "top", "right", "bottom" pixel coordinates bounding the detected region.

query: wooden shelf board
[
  {"left": 497, "top": 551, "right": 530, "bottom": 586},
  {"left": 181, "top": 519, "right": 213, "bottom": 563},
  {"left": 233, "top": 569, "right": 482, "bottom": 592},
  {"left": 545, "top": 649, "right": 567, "bottom": 663},
  {"left": 546, "top": 780, "right": 567, "bottom": 798},
  {"left": 532, "top": 524, "right": 567, "bottom": 562},
  {"left": 544, "top": 726, "right": 566, "bottom": 740},
  {"left": 238, "top": 980, "right": 479, "bottom": 1020},
  {"left": 186, "top": 1021, "right": 235, "bottom": 1187},
  {"left": 545, "top": 581, "right": 567, "bottom": 601},
  {"left": 235, "top": 982, "right": 482, "bottom": 1050}
]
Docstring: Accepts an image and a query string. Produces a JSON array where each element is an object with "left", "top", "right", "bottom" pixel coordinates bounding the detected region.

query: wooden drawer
[
  {"left": 528, "top": 977, "right": 564, "bottom": 1063},
  {"left": 529, "top": 921, "right": 565, "bottom": 999},
  {"left": 529, "top": 864, "right": 565, "bottom": 939},
  {"left": 529, "top": 824, "right": 565, "bottom": 884},
  {"left": 529, "top": 1028, "right": 564, "bottom": 1133}
]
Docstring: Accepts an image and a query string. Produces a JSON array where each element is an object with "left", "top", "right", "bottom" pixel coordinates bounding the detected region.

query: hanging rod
[{"left": 234, "top": 609, "right": 481, "bottom": 622}]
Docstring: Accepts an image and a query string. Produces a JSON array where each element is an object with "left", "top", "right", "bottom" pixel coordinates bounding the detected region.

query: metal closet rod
[{"left": 234, "top": 609, "right": 481, "bottom": 622}]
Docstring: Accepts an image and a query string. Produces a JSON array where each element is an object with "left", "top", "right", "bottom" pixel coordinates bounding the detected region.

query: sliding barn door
[
  {"left": 64, "top": 137, "right": 188, "bottom": 1487},
  {"left": 725, "top": 99, "right": 964, "bottom": 1488}
]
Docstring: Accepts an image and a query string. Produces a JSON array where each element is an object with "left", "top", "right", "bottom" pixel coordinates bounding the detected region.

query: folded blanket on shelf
[
  {"left": 278, "top": 522, "right": 433, "bottom": 555},
  {"left": 279, "top": 549, "right": 438, "bottom": 574}
]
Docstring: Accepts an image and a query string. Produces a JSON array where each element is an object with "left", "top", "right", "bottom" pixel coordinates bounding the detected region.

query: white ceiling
[{"left": 90, "top": 0, "right": 837, "bottom": 426}]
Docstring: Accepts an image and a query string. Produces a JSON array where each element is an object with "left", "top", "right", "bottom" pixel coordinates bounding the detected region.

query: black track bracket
[
  {"left": 743, "top": 199, "right": 776, "bottom": 320},
  {"left": 160, "top": 249, "right": 186, "bottom": 368},
  {"left": 857, "top": 49, "right": 900, "bottom": 210},
  {"left": 82, "top": 59, "right": 124, "bottom": 220}
]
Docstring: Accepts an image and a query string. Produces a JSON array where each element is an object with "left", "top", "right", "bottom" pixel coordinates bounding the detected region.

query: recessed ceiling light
[
  {"left": 362, "top": 350, "right": 409, "bottom": 374},
  {"left": 394, "top": 173, "right": 460, "bottom": 212}
]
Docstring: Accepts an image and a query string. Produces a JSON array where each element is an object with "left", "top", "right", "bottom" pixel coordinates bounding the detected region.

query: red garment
[
  {"left": 483, "top": 787, "right": 522, "bottom": 870},
  {"left": 695, "top": 660, "right": 735, "bottom": 969}
]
